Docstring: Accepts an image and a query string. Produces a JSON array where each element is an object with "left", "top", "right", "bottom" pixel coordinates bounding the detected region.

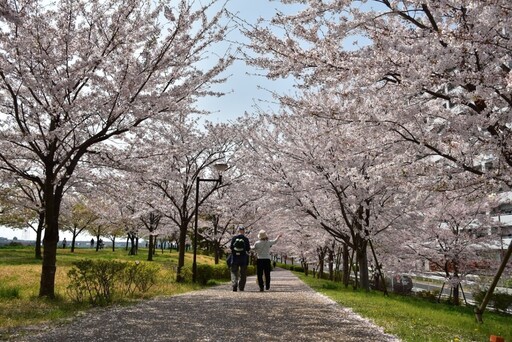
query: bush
[
  {"left": 212, "top": 264, "right": 231, "bottom": 280},
  {"left": 288, "top": 265, "right": 305, "bottom": 272},
  {"left": 122, "top": 261, "right": 159, "bottom": 294},
  {"left": 183, "top": 263, "right": 256, "bottom": 285},
  {"left": 195, "top": 264, "right": 215, "bottom": 285},
  {"left": 322, "top": 282, "right": 341, "bottom": 290},
  {"left": 472, "top": 288, "right": 512, "bottom": 313},
  {"left": 493, "top": 292, "right": 512, "bottom": 312},
  {"left": 276, "top": 263, "right": 305, "bottom": 273},
  {"left": 67, "top": 259, "right": 160, "bottom": 305},
  {"left": 415, "top": 289, "right": 440, "bottom": 303},
  {"left": 0, "top": 286, "right": 20, "bottom": 299}
]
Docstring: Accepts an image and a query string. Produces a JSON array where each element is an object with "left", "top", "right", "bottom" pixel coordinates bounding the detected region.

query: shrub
[
  {"left": 322, "top": 282, "right": 340, "bottom": 290},
  {"left": 415, "top": 289, "right": 440, "bottom": 303},
  {"left": 122, "top": 261, "right": 159, "bottom": 294},
  {"left": 493, "top": 292, "right": 512, "bottom": 312},
  {"left": 276, "top": 263, "right": 305, "bottom": 273},
  {"left": 212, "top": 264, "right": 230, "bottom": 280},
  {"left": 67, "top": 259, "right": 125, "bottom": 305},
  {"left": 183, "top": 263, "right": 256, "bottom": 284},
  {"left": 0, "top": 286, "right": 20, "bottom": 299},
  {"left": 179, "top": 266, "right": 193, "bottom": 283},
  {"left": 67, "top": 259, "right": 160, "bottom": 305},
  {"left": 472, "top": 288, "right": 512, "bottom": 313},
  {"left": 195, "top": 264, "right": 215, "bottom": 285},
  {"left": 472, "top": 288, "right": 486, "bottom": 304}
]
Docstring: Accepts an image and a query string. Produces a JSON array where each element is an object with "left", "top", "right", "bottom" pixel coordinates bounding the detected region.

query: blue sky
[{"left": 198, "top": 0, "right": 305, "bottom": 123}]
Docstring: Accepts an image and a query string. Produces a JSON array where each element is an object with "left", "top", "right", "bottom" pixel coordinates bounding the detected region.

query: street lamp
[{"left": 192, "top": 162, "right": 228, "bottom": 283}]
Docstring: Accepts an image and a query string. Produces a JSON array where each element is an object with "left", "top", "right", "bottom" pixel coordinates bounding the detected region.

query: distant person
[
  {"left": 230, "top": 226, "right": 250, "bottom": 292},
  {"left": 252, "top": 230, "right": 282, "bottom": 292},
  {"left": 62, "top": 238, "right": 67, "bottom": 249},
  {"left": 90, "top": 238, "right": 95, "bottom": 248}
]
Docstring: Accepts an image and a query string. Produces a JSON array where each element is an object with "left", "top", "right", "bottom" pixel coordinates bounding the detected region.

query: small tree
[{"left": 60, "top": 196, "right": 98, "bottom": 252}]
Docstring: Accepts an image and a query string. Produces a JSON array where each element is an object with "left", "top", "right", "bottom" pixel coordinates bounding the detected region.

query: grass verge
[{"left": 296, "top": 272, "right": 512, "bottom": 342}]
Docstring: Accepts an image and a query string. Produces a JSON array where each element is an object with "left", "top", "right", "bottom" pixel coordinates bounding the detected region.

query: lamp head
[{"left": 213, "top": 162, "right": 228, "bottom": 173}]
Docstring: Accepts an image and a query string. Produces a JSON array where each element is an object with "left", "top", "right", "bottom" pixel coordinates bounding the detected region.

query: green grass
[
  {"left": 0, "top": 286, "right": 20, "bottom": 299},
  {"left": 297, "top": 273, "right": 512, "bottom": 342},
  {"left": 0, "top": 245, "right": 208, "bottom": 339}
]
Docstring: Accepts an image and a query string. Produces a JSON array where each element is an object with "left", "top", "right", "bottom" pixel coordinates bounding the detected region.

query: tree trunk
[
  {"left": 147, "top": 235, "right": 154, "bottom": 261},
  {"left": 214, "top": 240, "right": 220, "bottom": 264},
  {"left": 128, "top": 234, "right": 137, "bottom": 255},
  {"left": 450, "top": 270, "right": 460, "bottom": 306},
  {"left": 452, "top": 283, "right": 460, "bottom": 306},
  {"left": 342, "top": 243, "right": 350, "bottom": 287},
  {"left": 317, "top": 248, "right": 325, "bottom": 279},
  {"left": 39, "top": 187, "right": 61, "bottom": 298},
  {"left": 95, "top": 234, "right": 101, "bottom": 252},
  {"left": 71, "top": 231, "right": 77, "bottom": 253},
  {"left": 328, "top": 248, "right": 334, "bottom": 281},
  {"left": 34, "top": 212, "right": 44, "bottom": 260},
  {"left": 357, "top": 242, "right": 370, "bottom": 291},
  {"left": 176, "top": 223, "right": 188, "bottom": 282}
]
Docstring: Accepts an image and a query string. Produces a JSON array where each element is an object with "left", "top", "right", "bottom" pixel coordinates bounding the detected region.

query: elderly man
[{"left": 230, "top": 226, "right": 251, "bottom": 291}]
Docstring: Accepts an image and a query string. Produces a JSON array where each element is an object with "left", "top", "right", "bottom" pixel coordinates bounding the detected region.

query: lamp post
[{"left": 192, "top": 162, "right": 228, "bottom": 283}]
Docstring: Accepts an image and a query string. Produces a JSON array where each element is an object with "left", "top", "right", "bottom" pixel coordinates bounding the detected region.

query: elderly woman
[{"left": 251, "top": 230, "right": 282, "bottom": 292}]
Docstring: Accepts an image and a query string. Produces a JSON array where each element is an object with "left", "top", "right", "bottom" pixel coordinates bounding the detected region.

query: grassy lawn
[
  {"left": 0, "top": 245, "right": 210, "bottom": 338},
  {"left": 297, "top": 273, "right": 512, "bottom": 342}
]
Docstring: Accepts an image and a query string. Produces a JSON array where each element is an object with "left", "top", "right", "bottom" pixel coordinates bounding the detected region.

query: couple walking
[{"left": 229, "top": 226, "right": 282, "bottom": 292}]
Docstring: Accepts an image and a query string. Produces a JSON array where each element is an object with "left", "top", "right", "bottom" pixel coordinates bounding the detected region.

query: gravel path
[{"left": 10, "top": 268, "right": 400, "bottom": 342}]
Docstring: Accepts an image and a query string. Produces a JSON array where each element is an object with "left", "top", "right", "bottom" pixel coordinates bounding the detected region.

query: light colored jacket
[{"left": 252, "top": 239, "right": 278, "bottom": 259}]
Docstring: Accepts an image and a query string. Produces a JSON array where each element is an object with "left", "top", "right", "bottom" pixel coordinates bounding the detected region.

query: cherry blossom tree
[
  {"left": 239, "top": 112, "right": 414, "bottom": 290},
  {"left": 59, "top": 194, "right": 98, "bottom": 252},
  {"left": 242, "top": 0, "right": 512, "bottom": 225},
  {"left": 0, "top": 0, "right": 19, "bottom": 23},
  {"left": 197, "top": 128, "right": 280, "bottom": 264},
  {"left": 241, "top": 0, "right": 511, "bottom": 309},
  {"left": 0, "top": 0, "right": 233, "bottom": 297},
  {"left": 118, "top": 116, "right": 239, "bottom": 281},
  {"left": 79, "top": 189, "right": 129, "bottom": 252},
  {"left": 378, "top": 184, "right": 497, "bottom": 304},
  {"left": 139, "top": 210, "right": 163, "bottom": 261}
]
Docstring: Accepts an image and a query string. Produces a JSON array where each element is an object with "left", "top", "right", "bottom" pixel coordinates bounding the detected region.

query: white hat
[{"left": 258, "top": 230, "right": 268, "bottom": 240}]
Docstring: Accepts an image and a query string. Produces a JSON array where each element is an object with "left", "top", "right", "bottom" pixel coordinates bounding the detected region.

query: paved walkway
[{"left": 12, "top": 268, "right": 400, "bottom": 342}]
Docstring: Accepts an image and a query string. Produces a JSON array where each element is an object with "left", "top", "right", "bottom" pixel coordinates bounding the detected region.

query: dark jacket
[{"left": 230, "top": 234, "right": 250, "bottom": 265}]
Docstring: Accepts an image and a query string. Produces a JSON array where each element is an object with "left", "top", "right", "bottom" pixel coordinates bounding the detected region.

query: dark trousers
[
  {"left": 257, "top": 259, "right": 271, "bottom": 289},
  {"left": 231, "top": 255, "right": 248, "bottom": 290}
]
